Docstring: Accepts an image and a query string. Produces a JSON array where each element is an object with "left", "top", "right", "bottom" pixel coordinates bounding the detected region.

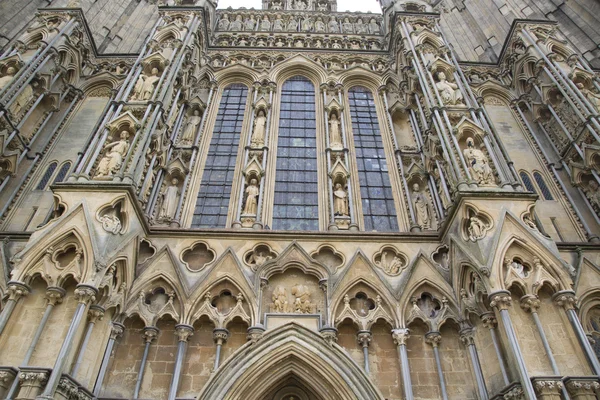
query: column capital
[
  {"left": 247, "top": 325, "right": 266, "bottom": 344},
  {"left": 213, "top": 328, "right": 229, "bottom": 345},
  {"left": 519, "top": 294, "right": 541, "bottom": 313},
  {"left": 391, "top": 328, "right": 410, "bottom": 346},
  {"left": 459, "top": 328, "right": 475, "bottom": 346},
  {"left": 480, "top": 312, "right": 497, "bottom": 329},
  {"left": 425, "top": 331, "right": 442, "bottom": 348},
  {"left": 110, "top": 322, "right": 125, "bottom": 340},
  {"left": 552, "top": 290, "right": 578, "bottom": 310},
  {"left": 357, "top": 330, "right": 372, "bottom": 348},
  {"left": 87, "top": 305, "right": 105, "bottom": 323},
  {"left": 143, "top": 326, "right": 159, "bottom": 343},
  {"left": 175, "top": 324, "right": 194, "bottom": 342},
  {"left": 74, "top": 284, "right": 98, "bottom": 305},
  {"left": 564, "top": 377, "right": 600, "bottom": 398},
  {"left": 320, "top": 326, "right": 338, "bottom": 345},
  {"left": 7, "top": 281, "right": 30, "bottom": 301},
  {"left": 489, "top": 290, "right": 512, "bottom": 311},
  {"left": 45, "top": 286, "right": 66, "bottom": 306},
  {"left": 533, "top": 377, "right": 564, "bottom": 398}
]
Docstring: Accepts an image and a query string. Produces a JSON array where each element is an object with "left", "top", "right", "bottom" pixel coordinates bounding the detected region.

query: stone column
[
  {"left": 0, "top": 282, "right": 30, "bottom": 336},
  {"left": 168, "top": 324, "right": 193, "bottom": 400},
  {"left": 480, "top": 312, "right": 510, "bottom": 386},
  {"left": 16, "top": 368, "right": 50, "bottom": 400},
  {"left": 38, "top": 284, "right": 97, "bottom": 399},
  {"left": 489, "top": 291, "right": 536, "bottom": 400},
  {"left": 425, "top": 332, "right": 448, "bottom": 400},
  {"left": 357, "top": 330, "right": 371, "bottom": 374},
  {"left": 133, "top": 326, "right": 159, "bottom": 399},
  {"left": 532, "top": 377, "right": 564, "bottom": 400},
  {"left": 213, "top": 328, "right": 229, "bottom": 370},
  {"left": 70, "top": 305, "right": 105, "bottom": 378},
  {"left": 564, "top": 377, "right": 600, "bottom": 400},
  {"left": 553, "top": 291, "right": 600, "bottom": 375},
  {"left": 392, "top": 328, "right": 413, "bottom": 400},
  {"left": 0, "top": 368, "right": 17, "bottom": 399},
  {"left": 460, "top": 328, "right": 488, "bottom": 400},
  {"left": 92, "top": 322, "right": 124, "bottom": 397},
  {"left": 520, "top": 295, "right": 560, "bottom": 374}
]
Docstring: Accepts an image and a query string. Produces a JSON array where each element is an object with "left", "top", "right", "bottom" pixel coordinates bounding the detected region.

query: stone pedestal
[
  {"left": 0, "top": 367, "right": 17, "bottom": 399},
  {"left": 532, "top": 376, "right": 563, "bottom": 400},
  {"left": 564, "top": 377, "right": 600, "bottom": 400},
  {"left": 15, "top": 367, "right": 50, "bottom": 400},
  {"left": 55, "top": 374, "right": 93, "bottom": 400}
]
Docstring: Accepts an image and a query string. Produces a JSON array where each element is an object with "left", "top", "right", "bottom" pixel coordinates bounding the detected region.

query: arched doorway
[{"left": 198, "top": 323, "right": 384, "bottom": 400}]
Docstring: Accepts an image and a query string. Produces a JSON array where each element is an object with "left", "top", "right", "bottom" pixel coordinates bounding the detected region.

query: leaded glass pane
[
  {"left": 272, "top": 76, "right": 319, "bottom": 231},
  {"left": 53, "top": 162, "right": 71, "bottom": 184},
  {"left": 533, "top": 172, "right": 554, "bottom": 201},
  {"left": 519, "top": 171, "right": 536, "bottom": 194},
  {"left": 192, "top": 84, "right": 248, "bottom": 228},
  {"left": 349, "top": 86, "right": 398, "bottom": 232},
  {"left": 36, "top": 162, "right": 58, "bottom": 190}
]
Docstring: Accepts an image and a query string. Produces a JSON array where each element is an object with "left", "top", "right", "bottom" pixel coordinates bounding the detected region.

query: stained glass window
[
  {"left": 533, "top": 172, "right": 554, "bottom": 201},
  {"left": 192, "top": 84, "right": 248, "bottom": 228},
  {"left": 52, "top": 162, "right": 71, "bottom": 184},
  {"left": 348, "top": 86, "right": 398, "bottom": 232},
  {"left": 519, "top": 171, "right": 536, "bottom": 194},
  {"left": 36, "top": 162, "right": 58, "bottom": 190},
  {"left": 272, "top": 76, "right": 319, "bottom": 231}
]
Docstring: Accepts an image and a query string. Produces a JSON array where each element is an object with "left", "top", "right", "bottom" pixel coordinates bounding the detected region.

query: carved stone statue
[
  {"left": 510, "top": 259, "right": 527, "bottom": 278},
  {"left": 328, "top": 16, "right": 339, "bottom": 33},
  {"left": 217, "top": 14, "right": 230, "bottom": 30},
  {"left": 132, "top": 67, "right": 160, "bottom": 101},
  {"left": 291, "top": 284, "right": 313, "bottom": 313},
  {"left": 577, "top": 82, "right": 600, "bottom": 112},
  {"left": 10, "top": 81, "right": 34, "bottom": 116},
  {"left": 260, "top": 15, "right": 271, "bottom": 31},
  {"left": 243, "top": 178, "right": 259, "bottom": 215},
  {"left": 333, "top": 183, "right": 348, "bottom": 216},
  {"left": 230, "top": 15, "right": 243, "bottom": 31},
  {"left": 99, "top": 209, "right": 121, "bottom": 234},
  {"left": 180, "top": 109, "right": 202, "bottom": 145},
  {"left": 354, "top": 17, "right": 367, "bottom": 34},
  {"left": 251, "top": 109, "right": 267, "bottom": 146},
  {"left": 342, "top": 17, "right": 353, "bottom": 34},
  {"left": 412, "top": 183, "right": 431, "bottom": 229},
  {"left": 468, "top": 216, "right": 486, "bottom": 241},
  {"left": 463, "top": 137, "right": 495, "bottom": 185},
  {"left": 249, "top": 250, "right": 271, "bottom": 267},
  {"left": 244, "top": 15, "right": 256, "bottom": 31},
  {"left": 314, "top": 17, "right": 325, "bottom": 33},
  {"left": 273, "top": 15, "right": 284, "bottom": 31},
  {"left": 272, "top": 286, "right": 288, "bottom": 312},
  {"left": 329, "top": 112, "right": 342, "bottom": 149},
  {"left": 159, "top": 178, "right": 180, "bottom": 220},
  {"left": 287, "top": 16, "right": 298, "bottom": 31},
  {"left": 587, "top": 179, "right": 600, "bottom": 210},
  {"left": 96, "top": 131, "right": 130, "bottom": 177},
  {"left": 302, "top": 16, "right": 313, "bottom": 32},
  {"left": 0, "top": 66, "right": 16, "bottom": 90},
  {"left": 368, "top": 18, "right": 380, "bottom": 34},
  {"left": 435, "top": 72, "right": 464, "bottom": 105}
]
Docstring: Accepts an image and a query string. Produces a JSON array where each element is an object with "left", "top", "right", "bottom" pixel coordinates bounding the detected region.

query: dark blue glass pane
[
  {"left": 192, "top": 84, "right": 248, "bottom": 228},
  {"left": 349, "top": 86, "right": 398, "bottom": 232},
  {"left": 36, "top": 162, "right": 58, "bottom": 190},
  {"left": 534, "top": 172, "right": 554, "bottom": 201},
  {"left": 520, "top": 171, "right": 536, "bottom": 194},
  {"left": 52, "top": 162, "right": 71, "bottom": 184},
  {"left": 272, "top": 76, "right": 319, "bottom": 231}
]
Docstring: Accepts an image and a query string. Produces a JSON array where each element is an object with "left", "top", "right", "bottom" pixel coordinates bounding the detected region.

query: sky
[{"left": 217, "top": 0, "right": 382, "bottom": 13}]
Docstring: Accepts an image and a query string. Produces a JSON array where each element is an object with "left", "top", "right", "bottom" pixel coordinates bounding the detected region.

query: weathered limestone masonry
[{"left": 0, "top": 0, "right": 599, "bottom": 399}]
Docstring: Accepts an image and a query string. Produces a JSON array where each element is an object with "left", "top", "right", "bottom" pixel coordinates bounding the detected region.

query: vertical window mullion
[
  {"left": 349, "top": 87, "right": 398, "bottom": 232},
  {"left": 192, "top": 84, "right": 248, "bottom": 228}
]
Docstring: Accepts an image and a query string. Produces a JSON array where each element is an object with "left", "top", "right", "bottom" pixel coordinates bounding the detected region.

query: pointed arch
[
  {"left": 198, "top": 323, "right": 384, "bottom": 400},
  {"left": 268, "top": 55, "right": 327, "bottom": 87}
]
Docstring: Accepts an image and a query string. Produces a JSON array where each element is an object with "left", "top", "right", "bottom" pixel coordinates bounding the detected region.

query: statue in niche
[
  {"left": 273, "top": 15, "right": 284, "bottom": 31},
  {"left": 342, "top": 17, "right": 353, "bottom": 34},
  {"left": 376, "top": 251, "right": 404, "bottom": 275},
  {"left": 159, "top": 178, "right": 180, "bottom": 220},
  {"left": 271, "top": 0, "right": 283, "bottom": 9},
  {"left": 259, "top": 15, "right": 271, "bottom": 31},
  {"left": 467, "top": 215, "right": 486, "bottom": 241},
  {"left": 287, "top": 16, "right": 298, "bottom": 31},
  {"left": 328, "top": 16, "right": 339, "bottom": 33},
  {"left": 586, "top": 180, "right": 600, "bottom": 210},
  {"left": 302, "top": 16, "right": 313, "bottom": 32},
  {"left": 132, "top": 68, "right": 161, "bottom": 101},
  {"left": 412, "top": 183, "right": 431, "bottom": 229},
  {"left": 242, "top": 178, "right": 259, "bottom": 215},
  {"left": 180, "top": 109, "right": 202, "bottom": 145},
  {"left": 328, "top": 112, "right": 342, "bottom": 149},
  {"left": 272, "top": 286, "right": 288, "bottom": 312},
  {"left": 244, "top": 15, "right": 256, "bottom": 31},
  {"left": 435, "top": 72, "right": 464, "bottom": 105},
  {"left": 99, "top": 208, "right": 122, "bottom": 234},
  {"left": 248, "top": 250, "right": 272, "bottom": 267},
  {"left": 96, "top": 131, "right": 130, "bottom": 177},
  {"left": 577, "top": 82, "right": 600, "bottom": 112},
  {"left": 368, "top": 18, "right": 380, "bottom": 34},
  {"left": 314, "top": 17, "right": 325, "bottom": 33},
  {"left": 0, "top": 67, "right": 16, "bottom": 90},
  {"left": 333, "top": 183, "right": 348, "bottom": 216},
  {"left": 509, "top": 259, "right": 528, "bottom": 278},
  {"left": 217, "top": 14, "right": 230, "bottom": 30},
  {"left": 230, "top": 15, "right": 243, "bottom": 31},
  {"left": 10, "top": 81, "right": 35, "bottom": 116},
  {"left": 292, "top": 284, "right": 313, "bottom": 313},
  {"left": 354, "top": 17, "right": 367, "bottom": 34},
  {"left": 463, "top": 137, "right": 495, "bottom": 185},
  {"left": 251, "top": 109, "right": 267, "bottom": 146},
  {"left": 292, "top": 0, "right": 308, "bottom": 10}
]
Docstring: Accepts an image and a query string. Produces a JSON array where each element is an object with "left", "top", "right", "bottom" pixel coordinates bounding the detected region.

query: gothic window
[
  {"left": 192, "top": 84, "right": 248, "bottom": 228},
  {"left": 348, "top": 86, "right": 398, "bottom": 232},
  {"left": 519, "top": 171, "right": 537, "bottom": 194},
  {"left": 36, "top": 162, "right": 58, "bottom": 190},
  {"left": 52, "top": 162, "right": 71, "bottom": 184},
  {"left": 272, "top": 76, "right": 319, "bottom": 231},
  {"left": 533, "top": 171, "right": 554, "bottom": 200}
]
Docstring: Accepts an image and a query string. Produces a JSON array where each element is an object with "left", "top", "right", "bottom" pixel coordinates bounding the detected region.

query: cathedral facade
[{"left": 0, "top": 0, "right": 600, "bottom": 399}]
